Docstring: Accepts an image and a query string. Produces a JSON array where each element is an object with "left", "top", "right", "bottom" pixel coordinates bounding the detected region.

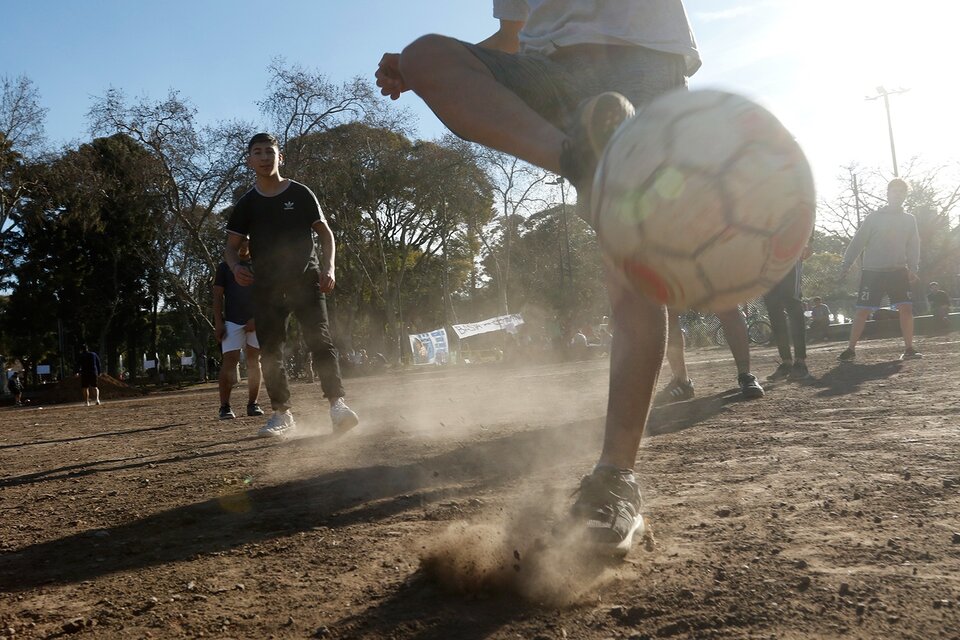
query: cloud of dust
[{"left": 419, "top": 488, "right": 622, "bottom": 607}]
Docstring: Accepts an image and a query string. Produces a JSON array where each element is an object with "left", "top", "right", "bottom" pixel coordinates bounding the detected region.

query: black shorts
[
  {"left": 856, "top": 269, "right": 912, "bottom": 310},
  {"left": 460, "top": 41, "right": 687, "bottom": 135},
  {"left": 80, "top": 372, "right": 98, "bottom": 388}
]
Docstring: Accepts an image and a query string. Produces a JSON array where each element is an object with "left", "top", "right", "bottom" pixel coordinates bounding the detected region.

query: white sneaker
[
  {"left": 258, "top": 410, "right": 296, "bottom": 439},
  {"left": 330, "top": 398, "right": 359, "bottom": 434}
]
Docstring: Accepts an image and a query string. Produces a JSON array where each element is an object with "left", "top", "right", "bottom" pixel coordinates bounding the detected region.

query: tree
[
  {"left": 0, "top": 75, "right": 47, "bottom": 286},
  {"left": 3, "top": 134, "right": 165, "bottom": 377},
  {"left": 87, "top": 89, "right": 254, "bottom": 361},
  {"left": 291, "top": 123, "right": 493, "bottom": 359}
]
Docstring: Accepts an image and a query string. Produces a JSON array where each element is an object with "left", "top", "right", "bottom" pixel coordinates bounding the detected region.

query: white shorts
[{"left": 221, "top": 321, "right": 259, "bottom": 353}]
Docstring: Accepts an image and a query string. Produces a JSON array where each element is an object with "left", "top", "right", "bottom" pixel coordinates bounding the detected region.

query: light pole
[
  {"left": 866, "top": 86, "right": 909, "bottom": 177},
  {"left": 545, "top": 176, "right": 572, "bottom": 288}
]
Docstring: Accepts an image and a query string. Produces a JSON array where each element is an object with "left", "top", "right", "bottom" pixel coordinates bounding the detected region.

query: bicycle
[{"left": 713, "top": 306, "right": 773, "bottom": 346}]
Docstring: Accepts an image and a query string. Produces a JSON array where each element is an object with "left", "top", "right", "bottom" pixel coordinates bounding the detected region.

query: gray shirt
[
  {"left": 840, "top": 206, "right": 920, "bottom": 274},
  {"left": 493, "top": 0, "right": 701, "bottom": 75}
]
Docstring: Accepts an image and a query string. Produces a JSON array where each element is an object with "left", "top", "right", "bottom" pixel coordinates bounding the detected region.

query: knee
[{"left": 400, "top": 34, "right": 463, "bottom": 91}]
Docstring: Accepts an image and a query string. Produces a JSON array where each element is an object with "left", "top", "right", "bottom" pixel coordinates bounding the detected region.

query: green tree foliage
[
  {"left": 2, "top": 134, "right": 165, "bottom": 375},
  {"left": 290, "top": 122, "right": 493, "bottom": 358}
]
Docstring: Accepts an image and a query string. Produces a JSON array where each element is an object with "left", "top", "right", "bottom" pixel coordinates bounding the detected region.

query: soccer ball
[{"left": 591, "top": 89, "right": 815, "bottom": 311}]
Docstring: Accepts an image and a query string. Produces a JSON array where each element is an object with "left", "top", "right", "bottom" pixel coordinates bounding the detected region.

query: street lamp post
[
  {"left": 546, "top": 176, "right": 572, "bottom": 289},
  {"left": 866, "top": 86, "right": 909, "bottom": 177}
]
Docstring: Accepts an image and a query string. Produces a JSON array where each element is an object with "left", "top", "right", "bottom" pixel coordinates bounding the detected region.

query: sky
[{"left": 3, "top": 0, "right": 958, "bottom": 200}]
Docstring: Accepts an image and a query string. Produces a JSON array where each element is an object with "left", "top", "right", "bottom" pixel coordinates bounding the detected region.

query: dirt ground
[{"left": 1, "top": 334, "right": 959, "bottom": 639}]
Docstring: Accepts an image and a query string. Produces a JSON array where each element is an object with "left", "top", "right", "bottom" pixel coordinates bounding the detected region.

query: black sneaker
[
  {"left": 900, "top": 348, "right": 923, "bottom": 360},
  {"left": 766, "top": 362, "right": 793, "bottom": 381},
  {"left": 738, "top": 373, "right": 765, "bottom": 399},
  {"left": 570, "top": 467, "right": 645, "bottom": 557},
  {"left": 247, "top": 402, "right": 264, "bottom": 417},
  {"left": 559, "top": 92, "right": 635, "bottom": 220},
  {"left": 838, "top": 348, "right": 856, "bottom": 362},
  {"left": 789, "top": 362, "right": 811, "bottom": 380},
  {"left": 654, "top": 378, "right": 695, "bottom": 405},
  {"left": 219, "top": 405, "right": 236, "bottom": 420}
]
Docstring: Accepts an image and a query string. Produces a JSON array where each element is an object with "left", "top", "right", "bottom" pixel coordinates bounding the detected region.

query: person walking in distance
[
  {"left": 377, "top": 0, "right": 700, "bottom": 555},
  {"left": 226, "top": 133, "right": 359, "bottom": 439},
  {"left": 213, "top": 238, "right": 264, "bottom": 420},
  {"left": 78, "top": 344, "right": 101, "bottom": 406},
  {"left": 838, "top": 178, "right": 921, "bottom": 361}
]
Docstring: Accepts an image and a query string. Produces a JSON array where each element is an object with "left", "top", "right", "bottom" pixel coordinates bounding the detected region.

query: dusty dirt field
[{"left": 1, "top": 335, "right": 959, "bottom": 639}]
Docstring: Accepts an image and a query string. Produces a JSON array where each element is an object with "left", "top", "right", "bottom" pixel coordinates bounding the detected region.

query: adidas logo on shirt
[{"left": 284, "top": 201, "right": 294, "bottom": 210}]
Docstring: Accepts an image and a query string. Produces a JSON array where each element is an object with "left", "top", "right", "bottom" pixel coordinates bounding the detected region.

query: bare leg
[
  {"left": 597, "top": 269, "right": 667, "bottom": 470},
  {"left": 847, "top": 308, "right": 872, "bottom": 349},
  {"left": 219, "top": 350, "right": 240, "bottom": 406},
  {"left": 898, "top": 304, "right": 915, "bottom": 350},
  {"left": 92, "top": 387, "right": 100, "bottom": 404},
  {"left": 716, "top": 309, "right": 750, "bottom": 375},
  {"left": 664, "top": 312, "right": 688, "bottom": 381},
  {"left": 83, "top": 387, "right": 90, "bottom": 405},
  {"left": 245, "top": 347, "right": 262, "bottom": 404},
  {"left": 399, "top": 35, "right": 566, "bottom": 172}
]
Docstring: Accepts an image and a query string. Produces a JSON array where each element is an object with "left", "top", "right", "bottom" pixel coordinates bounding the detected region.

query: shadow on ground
[
  {"left": 0, "top": 419, "right": 606, "bottom": 591},
  {"left": 811, "top": 360, "right": 904, "bottom": 397}
]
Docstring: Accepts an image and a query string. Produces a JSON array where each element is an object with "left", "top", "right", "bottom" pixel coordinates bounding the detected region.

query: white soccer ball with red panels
[{"left": 591, "top": 89, "right": 815, "bottom": 311}]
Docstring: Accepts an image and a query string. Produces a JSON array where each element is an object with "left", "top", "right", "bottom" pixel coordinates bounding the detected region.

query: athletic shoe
[
  {"left": 95, "top": 399, "right": 101, "bottom": 406},
  {"left": 789, "top": 362, "right": 811, "bottom": 380},
  {"left": 654, "top": 378, "right": 695, "bottom": 406},
  {"left": 838, "top": 348, "right": 856, "bottom": 362},
  {"left": 738, "top": 373, "right": 765, "bottom": 399},
  {"left": 766, "top": 362, "right": 793, "bottom": 381},
  {"left": 330, "top": 398, "right": 359, "bottom": 434},
  {"left": 569, "top": 466, "right": 645, "bottom": 557},
  {"left": 901, "top": 348, "right": 923, "bottom": 360},
  {"left": 560, "top": 92, "right": 635, "bottom": 219},
  {"left": 219, "top": 404, "right": 236, "bottom": 420},
  {"left": 258, "top": 410, "right": 296, "bottom": 439},
  {"left": 246, "top": 402, "right": 264, "bottom": 417}
]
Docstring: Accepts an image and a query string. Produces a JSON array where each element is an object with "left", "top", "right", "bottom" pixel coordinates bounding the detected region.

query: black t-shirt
[
  {"left": 226, "top": 180, "right": 326, "bottom": 280},
  {"left": 214, "top": 262, "right": 254, "bottom": 324},
  {"left": 79, "top": 351, "right": 100, "bottom": 375}
]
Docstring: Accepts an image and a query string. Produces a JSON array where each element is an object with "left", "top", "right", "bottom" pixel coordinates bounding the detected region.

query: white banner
[
  {"left": 451, "top": 314, "right": 524, "bottom": 339},
  {"left": 408, "top": 328, "right": 449, "bottom": 365}
]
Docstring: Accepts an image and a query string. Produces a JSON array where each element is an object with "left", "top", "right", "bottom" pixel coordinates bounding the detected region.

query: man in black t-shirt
[
  {"left": 78, "top": 345, "right": 101, "bottom": 406},
  {"left": 213, "top": 238, "right": 263, "bottom": 420},
  {"left": 225, "top": 133, "right": 358, "bottom": 439}
]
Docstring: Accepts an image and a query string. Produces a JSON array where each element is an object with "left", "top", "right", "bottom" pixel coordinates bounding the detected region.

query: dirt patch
[{"left": 1, "top": 335, "right": 959, "bottom": 639}]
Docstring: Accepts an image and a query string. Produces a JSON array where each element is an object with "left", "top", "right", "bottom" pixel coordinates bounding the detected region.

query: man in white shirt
[{"left": 377, "top": 1, "right": 700, "bottom": 557}]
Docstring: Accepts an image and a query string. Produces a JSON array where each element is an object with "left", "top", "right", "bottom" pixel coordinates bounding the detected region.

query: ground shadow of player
[
  {"left": 0, "top": 419, "right": 603, "bottom": 592},
  {"left": 810, "top": 360, "right": 904, "bottom": 398},
  {"left": 0, "top": 434, "right": 272, "bottom": 489},
  {"left": 0, "top": 421, "right": 189, "bottom": 451},
  {"left": 645, "top": 390, "right": 732, "bottom": 438}
]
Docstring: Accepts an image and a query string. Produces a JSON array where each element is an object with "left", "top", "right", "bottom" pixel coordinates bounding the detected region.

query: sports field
[{"left": 2, "top": 336, "right": 959, "bottom": 639}]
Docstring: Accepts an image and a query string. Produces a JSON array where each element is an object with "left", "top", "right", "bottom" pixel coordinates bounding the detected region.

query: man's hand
[
  {"left": 376, "top": 53, "right": 408, "bottom": 100},
  {"left": 233, "top": 264, "right": 254, "bottom": 286},
  {"left": 215, "top": 324, "right": 226, "bottom": 343},
  {"left": 244, "top": 319, "right": 256, "bottom": 333},
  {"left": 319, "top": 268, "right": 336, "bottom": 293}
]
